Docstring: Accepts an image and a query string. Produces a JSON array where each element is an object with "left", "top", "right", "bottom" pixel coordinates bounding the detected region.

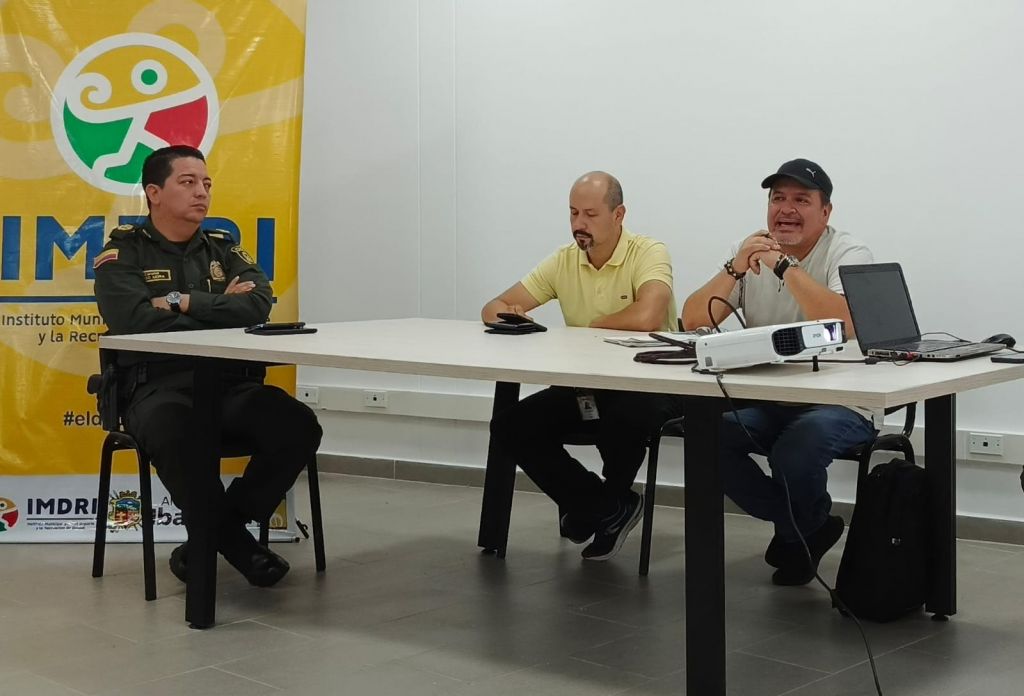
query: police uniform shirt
[{"left": 93, "top": 219, "right": 272, "bottom": 338}]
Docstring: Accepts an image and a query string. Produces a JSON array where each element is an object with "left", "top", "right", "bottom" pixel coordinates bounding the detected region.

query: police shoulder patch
[
  {"left": 93, "top": 249, "right": 120, "bottom": 270},
  {"left": 230, "top": 245, "right": 256, "bottom": 265},
  {"left": 109, "top": 224, "right": 138, "bottom": 240}
]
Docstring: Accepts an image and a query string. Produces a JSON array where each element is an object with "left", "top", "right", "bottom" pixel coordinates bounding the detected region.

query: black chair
[
  {"left": 87, "top": 349, "right": 326, "bottom": 600},
  {"left": 636, "top": 404, "right": 917, "bottom": 576}
]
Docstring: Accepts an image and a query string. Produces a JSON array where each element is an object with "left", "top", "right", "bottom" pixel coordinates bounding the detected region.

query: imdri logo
[
  {"left": 109, "top": 490, "right": 142, "bottom": 531},
  {"left": 0, "top": 497, "right": 19, "bottom": 532},
  {"left": 50, "top": 33, "right": 219, "bottom": 196}
]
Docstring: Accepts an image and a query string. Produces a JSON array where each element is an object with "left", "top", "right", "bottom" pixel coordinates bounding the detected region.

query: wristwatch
[
  {"left": 166, "top": 291, "right": 182, "bottom": 313},
  {"left": 773, "top": 255, "right": 800, "bottom": 280}
]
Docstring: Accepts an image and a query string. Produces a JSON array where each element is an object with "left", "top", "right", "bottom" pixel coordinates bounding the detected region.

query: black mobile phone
[
  {"left": 991, "top": 354, "right": 1024, "bottom": 364},
  {"left": 245, "top": 321, "right": 316, "bottom": 335},
  {"left": 247, "top": 321, "right": 305, "bottom": 331},
  {"left": 496, "top": 312, "right": 532, "bottom": 325},
  {"left": 484, "top": 321, "right": 535, "bottom": 334}
]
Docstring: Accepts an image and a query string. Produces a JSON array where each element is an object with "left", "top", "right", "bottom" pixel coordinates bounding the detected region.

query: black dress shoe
[
  {"left": 764, "top": 534, "right": 785, "bottom": 568},
  {"left": 238, "top": 547, "right": 290, "bottom": 587},
  {"left": 169, "top": 542, "right": 188, "bottom": 583},
  {"left": 218, "top": 521, "right": 290, "bottom": 587},
  {"left": 771, "top": 515, "right": 844, "bottom": 586}
]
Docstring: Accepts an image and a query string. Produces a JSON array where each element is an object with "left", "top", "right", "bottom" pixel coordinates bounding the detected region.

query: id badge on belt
[{"left": 575, "top": 389, "right": 600, "bottom": 421}]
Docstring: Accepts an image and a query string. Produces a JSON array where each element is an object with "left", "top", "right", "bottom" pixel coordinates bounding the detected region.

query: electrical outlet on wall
[
  {"left": 363, "top": 390, "right": 388, "bottom": 408},
  {"left": 297, "top": 385, "right": 319, "bottom": 405},
  {"left": 968, "top": 432, "right": 1003, "bottom": 456}
]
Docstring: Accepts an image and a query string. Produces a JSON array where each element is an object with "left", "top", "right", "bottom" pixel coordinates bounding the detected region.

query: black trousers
[
  {"left": 124, "top": 375, "right": 323, "bottom": 527},
  {"left": 490, "top": 387, "right": 686, "bottom": 527}
]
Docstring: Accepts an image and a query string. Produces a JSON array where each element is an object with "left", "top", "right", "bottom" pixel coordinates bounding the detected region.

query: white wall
[{"left": 298, "top": 0, "right": 1024, "bottom": 519}]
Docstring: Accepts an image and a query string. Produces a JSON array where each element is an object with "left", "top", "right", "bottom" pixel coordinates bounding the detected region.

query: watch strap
[{"left": 774, "top": 255, "right": 799, "bottom": 280}]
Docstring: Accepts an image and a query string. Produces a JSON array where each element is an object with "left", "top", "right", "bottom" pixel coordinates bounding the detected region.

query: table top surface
[{"left": 99, "top": 318, "right": 1024, "bottom": 408}]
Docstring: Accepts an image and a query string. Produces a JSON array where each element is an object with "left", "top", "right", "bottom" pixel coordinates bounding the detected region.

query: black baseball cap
[{"left": 761, "top": 158, "right": 832, "bottom": 200}]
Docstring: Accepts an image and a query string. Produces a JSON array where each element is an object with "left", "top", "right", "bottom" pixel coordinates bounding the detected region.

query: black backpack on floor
[{"left": 835, "top": 458, "right": 931, "bottom": 622}]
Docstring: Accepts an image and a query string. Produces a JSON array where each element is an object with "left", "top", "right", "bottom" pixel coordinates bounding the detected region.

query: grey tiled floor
[{"left": 4, "top": 473, "right": 1024, "bottom": 695}]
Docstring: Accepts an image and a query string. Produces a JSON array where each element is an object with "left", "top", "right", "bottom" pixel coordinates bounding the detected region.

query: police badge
[{"left": 210, "top": 260, "right": 226, "bottom": 281}]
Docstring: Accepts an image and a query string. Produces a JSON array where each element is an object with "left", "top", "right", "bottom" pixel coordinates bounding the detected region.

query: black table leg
[
  {"left": 683, "top": 396, "right": 726, "bottom": 695},
  {"left": 924, "top": 394, "right": 957, "bottom": 619},
  {"left": 184, "top": 359, "right": 223, "bottom": 629},
  {"left": 478, "top": 381, "right": 521, "bottom": 558}
]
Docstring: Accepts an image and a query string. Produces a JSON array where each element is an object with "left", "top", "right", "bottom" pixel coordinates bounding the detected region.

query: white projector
[{"left": 694, "top": 319, "right": 847, "bottom": 371}]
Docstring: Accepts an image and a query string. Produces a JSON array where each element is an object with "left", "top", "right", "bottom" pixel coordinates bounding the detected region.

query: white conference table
[{"left": 100, "top": 319, "right": 1024, "bottom": 696}]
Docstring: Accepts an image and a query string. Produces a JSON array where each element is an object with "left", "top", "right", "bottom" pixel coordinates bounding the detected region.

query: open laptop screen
[{"left": 839, "top": 263, "right": 921, "bottom": 350}]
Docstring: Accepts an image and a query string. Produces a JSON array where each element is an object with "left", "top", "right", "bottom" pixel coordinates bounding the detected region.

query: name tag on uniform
[
  {"left": 576, "top": 391, "right": 600, "bottom": 421},
  {"left": 143, "top": 269, "right": 172, "bottom": 283}
]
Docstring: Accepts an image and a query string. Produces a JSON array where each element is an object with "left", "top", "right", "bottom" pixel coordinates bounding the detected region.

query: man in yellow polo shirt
[{"left": 483, "top": 171, "right": 683, "bottom": 561}]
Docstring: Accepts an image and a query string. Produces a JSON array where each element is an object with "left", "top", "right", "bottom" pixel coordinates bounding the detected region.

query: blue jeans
[{"left": 719, "top": 404, "right": 875, "bottom": 542}]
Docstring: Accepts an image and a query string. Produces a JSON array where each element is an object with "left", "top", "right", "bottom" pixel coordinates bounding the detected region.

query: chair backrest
[{"left": 884, "top": 403, "right": 916, "bottom": 438}]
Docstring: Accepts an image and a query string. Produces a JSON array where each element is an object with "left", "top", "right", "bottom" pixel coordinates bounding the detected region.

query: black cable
[
  {"left": 698, "top": 367, "right": 885, "bottom": 695},
  {"left": 706, "top": 295, "right": 746, "bottom": 332},
  {"left": 920, "top": 332, "right": 1023, "bottom": 353},
  {"left": 919, "top": 331, "right": 969, "bottom": 341},
  {"left": 790, "top": 358, "right": 876, "bottom": 364},
  {"left": 634, "top": 349, "right": 696, "bottom": 364}
]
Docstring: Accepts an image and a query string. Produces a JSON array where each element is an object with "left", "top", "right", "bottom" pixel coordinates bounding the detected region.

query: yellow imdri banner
[{"left": 0, "top": 1, "right": 306, "bottom": 541}]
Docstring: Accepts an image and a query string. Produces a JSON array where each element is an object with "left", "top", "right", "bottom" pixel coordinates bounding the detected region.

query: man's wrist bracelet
[{"left": 723, "top": 258, "right": 745, "bottom": 280}]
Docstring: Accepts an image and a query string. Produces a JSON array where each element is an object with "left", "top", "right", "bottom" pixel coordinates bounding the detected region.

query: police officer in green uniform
[{"left": 93, "top": 145, "right": 322, "bottom": 587}]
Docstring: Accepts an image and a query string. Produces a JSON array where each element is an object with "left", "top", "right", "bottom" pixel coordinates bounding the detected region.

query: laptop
[{"left": 839, "top": 263, "right": 1003, "bottom": 361}]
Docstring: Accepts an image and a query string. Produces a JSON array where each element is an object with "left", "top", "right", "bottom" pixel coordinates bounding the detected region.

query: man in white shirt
[{"left": 681, "top": 159, "right": 876, "bottom": 585}]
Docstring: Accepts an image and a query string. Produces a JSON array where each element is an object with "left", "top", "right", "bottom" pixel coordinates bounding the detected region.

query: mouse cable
[{"left": 921, "top": 331, "right": 1022, "bottom": 353}]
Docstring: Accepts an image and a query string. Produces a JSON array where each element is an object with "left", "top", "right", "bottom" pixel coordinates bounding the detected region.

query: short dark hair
[
  {"left": 604, "top": 174, "right": 623, "bottom": 210},
  {"left": 141, "top": 145, "right": 206, "bottom": 208}
]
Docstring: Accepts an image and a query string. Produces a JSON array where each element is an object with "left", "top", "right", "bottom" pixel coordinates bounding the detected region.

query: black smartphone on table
[
  {"left": 245, "top": 321, "right": 317, "bottom": 335},
  {"left": 496, "top": 312, "right": 532, "bottom": 325}
]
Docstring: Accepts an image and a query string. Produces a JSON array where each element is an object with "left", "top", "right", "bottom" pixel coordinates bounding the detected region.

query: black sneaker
[
  {"left": 581, "top": 491, "right": 643, "bottom": 562},
  {"left": 559, "top": 513, "right": 595, "bottom": 544},
  {"left": 771, "top": 515, "right": 844, "bottom": 586}
]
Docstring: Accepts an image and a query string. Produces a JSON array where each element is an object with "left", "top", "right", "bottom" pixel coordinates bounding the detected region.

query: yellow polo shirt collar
[{"left": 577, "top": 227, "right": 633, "bottom": 268}]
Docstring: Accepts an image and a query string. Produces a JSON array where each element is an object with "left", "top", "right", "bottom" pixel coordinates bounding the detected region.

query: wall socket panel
[
  {"left": 968, "top": 432, "right": 1003, "bottom": 456},
  {"left": 297, "top": 385, "right": 319, "bottom": 405},
  {"left": 363, "top": 390, "right": 389, "bottom": 408}
]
